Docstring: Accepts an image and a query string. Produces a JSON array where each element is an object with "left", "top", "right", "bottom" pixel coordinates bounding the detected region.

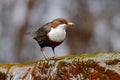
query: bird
[{"left": 33, "top": 18, "right": 74, "bottom": 59}]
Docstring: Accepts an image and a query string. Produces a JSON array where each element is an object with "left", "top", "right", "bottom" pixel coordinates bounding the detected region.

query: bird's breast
[{"left": 47, "top": 28, "right": 66, "bottom": 42}]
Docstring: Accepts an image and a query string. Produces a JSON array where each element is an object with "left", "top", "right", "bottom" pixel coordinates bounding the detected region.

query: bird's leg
[
  {"left": 52, "top": 48, "right": 56, "bottom": 58},
  {"left": 41, "top": 48, "right": 47, "bottom": 60}
]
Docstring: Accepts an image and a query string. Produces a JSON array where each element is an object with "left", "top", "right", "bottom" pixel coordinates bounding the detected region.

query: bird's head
[{"left": 50, "top": 18, "right": 74, "bottom": 29}]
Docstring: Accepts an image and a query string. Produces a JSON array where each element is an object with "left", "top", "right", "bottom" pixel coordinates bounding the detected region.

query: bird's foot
[
  {"left": 44, "top": 58, "right": 48, "bottom": 60},
  {"left": 43, "top": 57, "right": 50, "bottom": 60},
  {"left": 50, "top": 56, "right": 60, "bottom": 60}
]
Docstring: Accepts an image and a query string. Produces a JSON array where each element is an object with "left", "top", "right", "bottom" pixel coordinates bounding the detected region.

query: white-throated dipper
[{"left": 33, "top": 18, "right": 74, "bottom": 59}]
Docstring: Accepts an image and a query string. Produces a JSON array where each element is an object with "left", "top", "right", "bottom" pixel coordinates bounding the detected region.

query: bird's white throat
[{"left": 47, "top": 24, "right": 66, "bottom": 42}]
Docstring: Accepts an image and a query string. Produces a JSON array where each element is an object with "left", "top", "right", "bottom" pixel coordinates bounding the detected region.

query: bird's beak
[{"left": 67, "top": 22, "right": 74, "bottom": 27}]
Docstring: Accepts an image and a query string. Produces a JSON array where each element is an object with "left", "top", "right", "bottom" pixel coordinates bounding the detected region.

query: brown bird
[{"left": 33, "top": 18, "right": 74, "bottom": 59}]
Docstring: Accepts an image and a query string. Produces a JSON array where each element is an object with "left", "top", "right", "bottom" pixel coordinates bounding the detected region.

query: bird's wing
[{"left": 33, "top": 23, "right": 51, "bottom": 40}]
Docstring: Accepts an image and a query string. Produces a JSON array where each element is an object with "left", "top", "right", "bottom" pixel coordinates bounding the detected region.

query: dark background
[{"left": 0, "top": 0, "right": 120, "bottom": 63}]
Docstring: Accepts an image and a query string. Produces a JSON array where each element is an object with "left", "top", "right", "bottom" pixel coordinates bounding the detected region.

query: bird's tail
[{"left": 25, "top": 32, "right": 35, "bottom": 38}]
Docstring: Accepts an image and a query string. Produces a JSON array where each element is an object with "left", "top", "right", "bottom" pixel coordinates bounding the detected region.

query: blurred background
[{"left": 0, "top": 0, "right": 120, "bottom": 63}]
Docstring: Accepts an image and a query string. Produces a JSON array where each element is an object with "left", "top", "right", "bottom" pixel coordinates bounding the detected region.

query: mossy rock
[{"left": 0, "top": 52, "right": 120, "bottom": 80}]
